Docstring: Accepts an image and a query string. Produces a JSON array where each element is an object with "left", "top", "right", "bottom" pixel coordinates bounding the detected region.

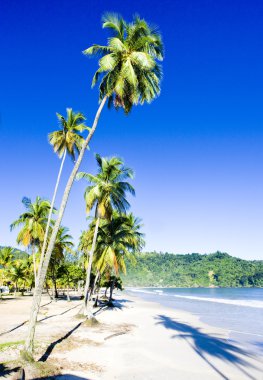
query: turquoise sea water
[{"left": 127, "top": 288, "right": 263, "bottom": 355}]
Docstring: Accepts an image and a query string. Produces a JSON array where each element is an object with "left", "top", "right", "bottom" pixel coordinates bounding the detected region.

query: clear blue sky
[{"left": 1, "top": 0, "right": 263, "bottom": 259}]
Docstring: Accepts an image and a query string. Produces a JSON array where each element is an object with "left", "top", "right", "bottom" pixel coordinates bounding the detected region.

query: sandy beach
[{"left": 0, "top": 292, "right": 262, "bottom": 380}]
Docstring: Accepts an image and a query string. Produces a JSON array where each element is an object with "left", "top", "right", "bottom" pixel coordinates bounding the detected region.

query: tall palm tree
[
  {"left": 84, "top": 13, "right": 163, "bottom": 113},
  {"left": 76, "top": 154, "right": 134, "bottom": 314},
  {"left": 24, "top": 13, "right": 163, "bottom": 357},
  {"left": 10, "top": 197, "right": 51, "bottom": 285},
  {"left": 39, "top": 109, "right": 87, "bottom": 275}
]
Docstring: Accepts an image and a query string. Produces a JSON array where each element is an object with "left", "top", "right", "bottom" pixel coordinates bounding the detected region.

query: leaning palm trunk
[
  {"left": 38, "top": 149, "right": 67, "bottom": 277},
  {"left": 23, "top": 97, "right": 107, "bottom": 357},
  {"left": 82, "top": 217, "right": 100, "bottom": 316}
]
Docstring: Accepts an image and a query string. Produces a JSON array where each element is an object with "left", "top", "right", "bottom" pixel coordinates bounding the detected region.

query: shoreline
[{"left": 1, "top": 292, "right": 263, "bottom": 379}]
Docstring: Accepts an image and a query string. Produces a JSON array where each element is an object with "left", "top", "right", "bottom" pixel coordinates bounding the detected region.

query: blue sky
[{"left": 1, "top": 0, "right": 263, "bottom": 259}]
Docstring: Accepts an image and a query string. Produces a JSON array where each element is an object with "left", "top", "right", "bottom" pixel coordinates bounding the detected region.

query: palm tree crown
[
  {"left": 83, "top": 13, "right": 164, "bottom": 113},
  {"left": 52, "top": 226, "right": 74, "bottom": 261},
  {"left": 10, "top": 197, "right": 52, "bottom": 246},
  {"left": 94, "top": 212, "right": 145, "bottom": 275},
  {"left": 76, "top": 154, "right": 135, "bottom": 219},
  {"left": 48, "top": 108, "right": 87, "bottom": 161}
]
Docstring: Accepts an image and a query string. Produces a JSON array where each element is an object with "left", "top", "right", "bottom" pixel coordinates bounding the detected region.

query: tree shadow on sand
[
  {"left": 0, "top": 300, "right": 53, "bottom": 337},
  {"left": 155, "top": 314, "right": 260, "bottom": 380},
  {"left": 38, "top": 303, "right": 82, "bottom": 323},
  {"left": 0, "top": 363, "right": 20, "bottom": 378},
  {"left": 93, "top": 298, "right": 133, "bottom": 316},
  {"left": 38, "top": 322, "right": 83, "bottom": 362}
]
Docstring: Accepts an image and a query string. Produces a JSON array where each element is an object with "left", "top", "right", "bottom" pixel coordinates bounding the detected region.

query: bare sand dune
[{"left": 0, "top": 292, "right": 262, "bottom": 380}]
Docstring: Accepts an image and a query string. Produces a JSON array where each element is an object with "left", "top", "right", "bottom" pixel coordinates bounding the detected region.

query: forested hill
[{"left": 124, "top": 251, "right": 263, "bottom": 287}]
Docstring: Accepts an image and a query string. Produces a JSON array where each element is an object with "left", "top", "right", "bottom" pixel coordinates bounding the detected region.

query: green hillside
[{"left": 124, "top": 251, "right": 263, "bottom": 287}]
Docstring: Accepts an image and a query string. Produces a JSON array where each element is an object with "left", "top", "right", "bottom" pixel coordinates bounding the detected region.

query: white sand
[{"left": 0, "top": 292, "right": 262, "bottom": 379}]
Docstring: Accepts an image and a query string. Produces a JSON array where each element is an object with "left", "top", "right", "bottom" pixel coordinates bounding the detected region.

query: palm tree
[
  {"left": 94, "top": 213, "right": 144, "bottom": 304},
  {"left": 10, "top": 197, "right": 51, "bottom": 285},
  {"left": 0, "top": 247, "right": 15, "bottom": 286},
  {"left": 24, "top": 13, "right": 163, "bottom": 357},
  {"left": 0, "top": 247, "right": 14, "bottom": 267},
  {"left": 39, "top": 109, "right": 87, "bottom": 275},
  {"left": 84, "top": 13, "right": 163, "bottom": 113},
  {"left": 7, "top": 261, "right": 27, "bottom": 296},
  {"left": 48, "top": 226, "right": 74, "bottom": 299},
  {"left": 95, "top": 213, "right": 144, "bottom": 275},
  {"left": 76, "top": 154, "right": 134, "bottom": 314}
]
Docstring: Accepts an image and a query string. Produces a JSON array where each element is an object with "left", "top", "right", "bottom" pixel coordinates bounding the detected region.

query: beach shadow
[
  {"left": 93, "top": 298, "right": 133, "bottom": 316},
  {"left": 38, "top": 322, "right": 82, "bottom": 362},
  {"left": 93, "top": 304, "right": 109, "bottom": 316},
  {"left": 0, "top": 320, "right": 28, "bottom": 337},
  {"left": 32, "top": 375, "right": 90, "bottom": 380},
  {"left": 39, "top": 303, "right": 82, "bottom": 322},
  {"left": 40, "top": 300, "right": 53, "bottom": 308},
  {"left": 0, "top": 302, "right": 81, "bottom": 336},
  {"left": 108, "top": 298, "right": 133, "bottom": 310},
  {"left": 155, "top": 314, "right": 258, "bottom": 380},
  {"left": 0, "top": 363, "right": 20, "bottom": 377}
]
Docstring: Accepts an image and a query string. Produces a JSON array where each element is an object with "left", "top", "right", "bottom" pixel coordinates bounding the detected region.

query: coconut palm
[
  {"left": 25, "top": 13, "right": 163, "bottom": 357},
  {"left": 76, "top": 154, "right": 134, "bottom": 314},
  {"left": 7, "top": 260, "right": 28, "bottom": 296},
  {"left": 94, "top": 213, "right": 144, "bottom": 304},
  {"left": 83, "top": 13, "right": 163, "bottom": 113},
  {"left": 95, "top": 213, "right": 144, "bottom": 276},
  {"left": 10, "top": 197, "right": 51, "bottom": 285},
  {"left": 39, "top": 110, "right": 87, "bottom": 275},
  {"left": 48, "top": 226, "right": 74, "bottom": 299},
  {"left": 0, "top": 247, "right": 14, "bottom": 267},
  {"left": 0, "top": 247, "right": 15, "bottom": 286}
]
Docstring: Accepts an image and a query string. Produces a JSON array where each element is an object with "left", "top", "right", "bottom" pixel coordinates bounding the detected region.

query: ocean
[{"left": 127, "top": 287, "right": 263, "bottom": 355}]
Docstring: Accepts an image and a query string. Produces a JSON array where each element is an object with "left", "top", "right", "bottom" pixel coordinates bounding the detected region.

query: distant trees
[
  {"left": 10, "top": 197, "right": 52, "bottom": 285},
  {"left": 124, "top": 251, "right": 263, "bottom": 288}
]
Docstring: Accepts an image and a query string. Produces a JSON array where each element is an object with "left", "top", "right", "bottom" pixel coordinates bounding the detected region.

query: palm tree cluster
[
  {"left": 3, "top": 13, "right": 163, "bottom": 359},
  {"left": 77, "top": 154, "right": 144, "bottom": 314}
]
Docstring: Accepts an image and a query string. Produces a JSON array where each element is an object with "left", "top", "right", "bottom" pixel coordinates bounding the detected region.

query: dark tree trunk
[{"left": 109, "top": 279, "right": 116, "bottom": 303}]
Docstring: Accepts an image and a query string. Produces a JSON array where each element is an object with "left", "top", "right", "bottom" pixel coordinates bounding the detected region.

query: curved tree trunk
[
  {"left": 38, "top": 149, "right": 67, "bottom": 277},
  {"left": 82, "top": 216, "right": 100, "bottom": 316},
  {"left": 23, "top": 97, "right": 107, "bottom": 357}
]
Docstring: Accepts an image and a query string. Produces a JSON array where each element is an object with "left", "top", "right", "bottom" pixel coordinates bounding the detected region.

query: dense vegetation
[{"left": 123, "top": 251, "right": 263, "bottom": 287}]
